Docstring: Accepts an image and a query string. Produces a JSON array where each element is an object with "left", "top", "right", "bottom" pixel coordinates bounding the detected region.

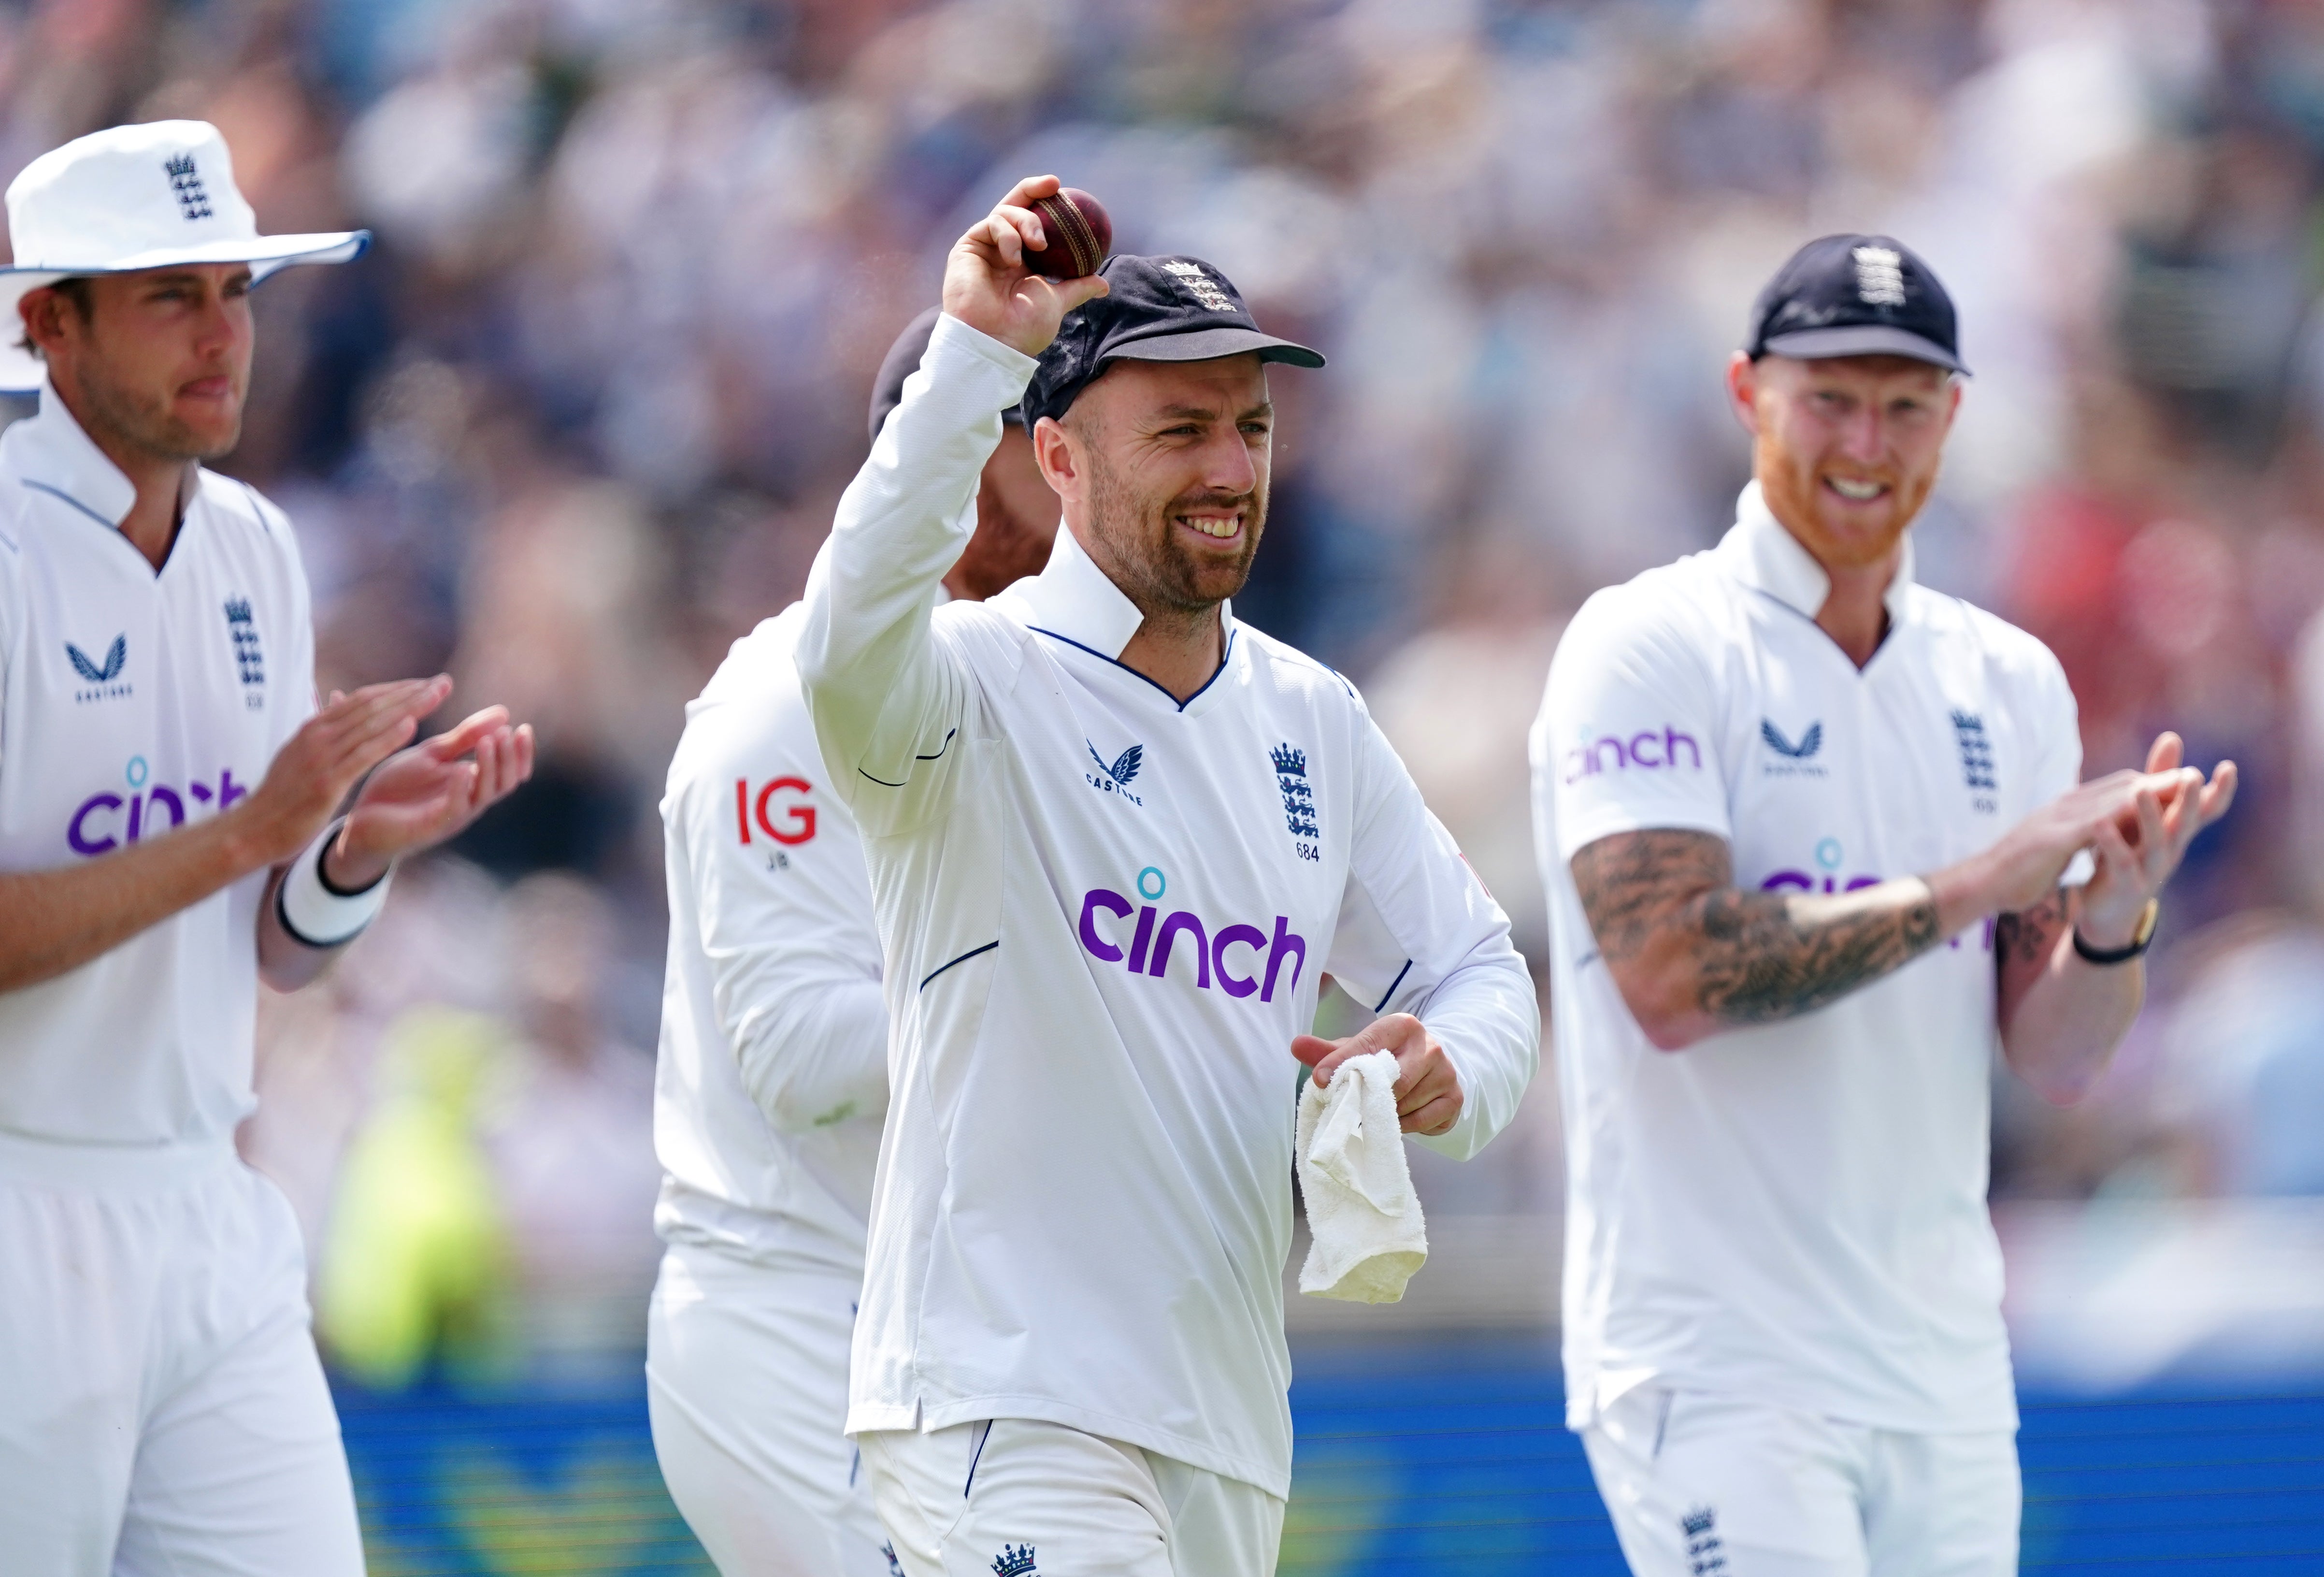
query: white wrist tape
[{"left": 276, "top": 819, "right": 391, "bottom": 948}]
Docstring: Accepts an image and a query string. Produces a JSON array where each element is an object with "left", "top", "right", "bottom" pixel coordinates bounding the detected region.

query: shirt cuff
[{"left": 931, "top": 310, "right": 1041, "bottom": 389}]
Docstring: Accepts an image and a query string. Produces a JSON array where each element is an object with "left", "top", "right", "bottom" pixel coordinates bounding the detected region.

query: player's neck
[
  {"left": 1120, "top": 606, "right": 1225, "bottom": 703},
  {"left": 1813, "top": 554, "right": 1898, "bottom": 669},
  {"left": 48, "top": 373, "right": 190, "bottom": 572}
]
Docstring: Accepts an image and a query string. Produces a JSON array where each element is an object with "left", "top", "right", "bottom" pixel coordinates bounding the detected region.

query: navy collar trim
[{"left": 1029, "top": 622, "right": 1239, "bottom": 713}]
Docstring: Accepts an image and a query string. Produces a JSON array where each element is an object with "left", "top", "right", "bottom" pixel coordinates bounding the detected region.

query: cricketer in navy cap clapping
[
  {"left": 797, "top": 175, "right": 1539, "bottom": 1577},
  {"left": 1530, "top": 234, "right": 2234, "bottom": 1575}
]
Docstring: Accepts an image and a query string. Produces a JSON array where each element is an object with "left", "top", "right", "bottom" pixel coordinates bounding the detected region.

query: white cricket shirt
[
  {"left": 799, "top": 314, "right": 1539, "bottom": 1497},
  {"left": 1530, "top": 481, "right": 2082, "bottom": 1435},
  {"left": 0, "top": 382, "right": 315, "bottom": 1181},
  {"left": 655, "top": 603, "right": 887, "bottom": 1276}
]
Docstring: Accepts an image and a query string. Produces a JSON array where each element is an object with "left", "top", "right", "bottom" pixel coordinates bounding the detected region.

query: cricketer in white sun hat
[{"left": 0, "top": 118, "right": 367, "bottom": 391}]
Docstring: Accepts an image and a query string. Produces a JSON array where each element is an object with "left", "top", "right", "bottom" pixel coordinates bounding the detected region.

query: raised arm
[
  {"left": 1572, "top": 751, "right": 2233, "bottom": 1060},
  {"left": 796, "top": 177, "right": 1105, "bottom": 827}
]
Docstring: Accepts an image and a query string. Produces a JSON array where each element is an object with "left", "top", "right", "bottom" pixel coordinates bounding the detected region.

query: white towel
[{"left": 1296, "top": 1048, "right": 1427, "bottom": 1303}]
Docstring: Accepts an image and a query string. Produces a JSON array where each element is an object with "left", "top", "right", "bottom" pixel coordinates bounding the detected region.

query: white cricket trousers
[
  {"left": 1582, "top": 1386, "right": 2021, "bottom": 1577},
  {"left": 0, "top": 1148, "right": 365, "bottom": 1576},
  {"left": 859, "top": 1418, "right": 1285, "bottom": 1577},
  {"left": 646, "top": 1242, "right": 895, "bottom": 1576}
]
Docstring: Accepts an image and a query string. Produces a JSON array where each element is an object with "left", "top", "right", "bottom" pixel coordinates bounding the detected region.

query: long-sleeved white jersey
[
  {"left": 798, "top": 313, "right": 1540, "bottom": 1497},
  {"left": 654, "top": 606, "right": 889, "bottom": 1276}
]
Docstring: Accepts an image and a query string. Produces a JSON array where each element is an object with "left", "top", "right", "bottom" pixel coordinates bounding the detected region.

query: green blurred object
[{"left": 319, "top": 1006, "right": 516, "bottom": 1389}]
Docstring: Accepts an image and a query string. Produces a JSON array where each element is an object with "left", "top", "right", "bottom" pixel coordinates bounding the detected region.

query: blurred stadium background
[{"left": 6, "top": 0, "right": 2324, "bottom": 1568}]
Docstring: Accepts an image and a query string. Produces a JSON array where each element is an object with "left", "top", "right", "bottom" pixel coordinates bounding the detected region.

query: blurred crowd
[{"left": 10, "top": 0, "right": 2324, "bottom": 1375}]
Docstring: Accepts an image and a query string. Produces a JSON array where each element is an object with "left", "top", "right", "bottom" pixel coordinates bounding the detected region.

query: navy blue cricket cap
[
  {"left": 871, "top": 306, "right": 1025, "bottom": 445},
  {"left": 1021, "top": 253, "right": 1324, "bottom": 429},
  {"left": 1746, "top": 234, "right": 1967, "bottom": 375}
]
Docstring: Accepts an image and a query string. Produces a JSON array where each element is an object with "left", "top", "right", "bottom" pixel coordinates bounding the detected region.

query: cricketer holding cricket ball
[
  {"left": 798, "top": 176, "right": 1539, "bottom": 1574},
  {"left": 1531, "top": 235, "right": 2235, "bottom": 1576}
]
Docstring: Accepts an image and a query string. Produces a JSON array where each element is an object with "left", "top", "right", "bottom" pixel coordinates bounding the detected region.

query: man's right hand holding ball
[{"left": 944, "top": 175, "right": 1111, "bottom": 358}]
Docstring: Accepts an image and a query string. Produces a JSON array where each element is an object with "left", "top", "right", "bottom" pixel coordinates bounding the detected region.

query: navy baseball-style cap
[
  {"left": 870, "top": 306, "right": 1025, "bottom": 444},
  {"left": 1746, "top": 234, "right": 1967, "bottom": 375},
  {"left": 1021, "top": 253, "right": 1324, "bottom": 429}
]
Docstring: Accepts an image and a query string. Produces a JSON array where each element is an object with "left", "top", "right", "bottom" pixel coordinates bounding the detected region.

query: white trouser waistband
[{"left": 0, "top": 1128, "right": 238, "bottom": 1191}]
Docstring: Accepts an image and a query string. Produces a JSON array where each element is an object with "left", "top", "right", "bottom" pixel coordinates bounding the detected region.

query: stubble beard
[
  {"left": 1082, "top": 443, "right": 1266, "bottom": 632},
  {"left": 1757, "top": 432, "right": 1929, "bottom": 573},
  {"left": 70, "top": 349, "right": 242, "bottom": 466}
]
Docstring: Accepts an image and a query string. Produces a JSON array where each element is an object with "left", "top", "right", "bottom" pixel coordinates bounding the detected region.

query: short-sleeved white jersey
[
  {"left": 0, "top": 384, "right": 315, "bottom": 1176},
  {"left": 1530, "top": 482, "right": 2082, "bottom": 1436},
  {"left": 654, "top": 603, "right": 886, "bottom": 1276},
  {"left": 798, "top": 315, "right": 1540, "bottom": 1498}
]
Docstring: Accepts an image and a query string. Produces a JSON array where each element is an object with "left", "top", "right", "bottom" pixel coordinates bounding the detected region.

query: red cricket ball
[{"left": 1024, "top": 188, "right": 1112, "bottom": 279}]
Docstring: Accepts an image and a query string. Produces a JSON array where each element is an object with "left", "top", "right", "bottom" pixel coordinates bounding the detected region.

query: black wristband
[{"left": 2072, "top": 899, "right": 2158, "bottom": 966}]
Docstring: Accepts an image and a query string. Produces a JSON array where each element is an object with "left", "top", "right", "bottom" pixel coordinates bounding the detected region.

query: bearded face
[
  {"left": 32, "top": 264, "right": 254, "bottom": 464},
  {"left": 1739, "top": 352, "right": 1959, "bottom": 574},
  {"left": 1047, "top": 354, "right": 1274, "bottom": 623}
]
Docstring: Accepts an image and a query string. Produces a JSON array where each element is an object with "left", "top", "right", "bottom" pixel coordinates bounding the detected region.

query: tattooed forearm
[
  {"left": 1692, "top": 881, "right": 1939, "bottom": 1024},
  {"left": 1573, "top": 829, "right": 1943, "bottom": 1043},
  {"left": 1994, "top": 887, "right": 2066, "bottom": 969}
]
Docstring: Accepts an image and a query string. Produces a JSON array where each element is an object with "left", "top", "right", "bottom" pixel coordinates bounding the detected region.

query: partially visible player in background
[
  {"left": 648, "top": 307, "right": 1059, "bottom": 1577},
  {"left": 1530, "top": 236, "right": 2235, "bottom": 1577},
  {"left": 0, "top": 122, "right": 533, "bottom": 1574}
]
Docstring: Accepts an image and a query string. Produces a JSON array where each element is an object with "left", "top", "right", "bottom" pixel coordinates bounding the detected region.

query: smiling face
[
  {"left": 1034, "top": 352, "right": 1273, "bottom": 621},
  {"left": 22, "top": 262, "right": 255, "bottom": 464},
  {"left": 1728, "top": 351, "right": 1960, "bottom": 573}
]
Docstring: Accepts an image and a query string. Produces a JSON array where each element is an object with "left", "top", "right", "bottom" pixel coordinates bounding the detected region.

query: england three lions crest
[{"left": 1273, "top": 743, "right": 1320, "bottom": 862}]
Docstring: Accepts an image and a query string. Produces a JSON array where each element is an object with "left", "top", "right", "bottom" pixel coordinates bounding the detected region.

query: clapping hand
[{"left": 327, "top": 702, "right": 535, "bottom": 890}]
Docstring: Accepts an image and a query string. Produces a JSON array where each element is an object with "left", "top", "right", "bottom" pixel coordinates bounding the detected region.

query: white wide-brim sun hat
[{"left": 0, "top": 119, "right": 368, "bottom": 392}]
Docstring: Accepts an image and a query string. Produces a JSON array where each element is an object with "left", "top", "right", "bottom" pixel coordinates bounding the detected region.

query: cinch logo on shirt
[
  {"left": 1562, "top": 725, "right": 1702, "bottom": 785},
  {"left": 66, "top": 634, "right": 131, "bottom": 704},
  {"left": 67, "top": 755, "right": 250, "bottom": 855},
  {"left": 1076, "top": 865, "right": 1306, "bottom": 1001}
]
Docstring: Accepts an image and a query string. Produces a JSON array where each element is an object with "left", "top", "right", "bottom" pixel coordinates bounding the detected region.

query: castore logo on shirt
[
  {"left": 67, "top": 755, "right": 250, "bottom": 855},
  {"left": 1076, "top": 864, "right": 1307, "bottom": 1001},
  {"left": 1085, "top": 738, "right": 1145, "bottom": 806},
  {"left": 1760, "top": 717, "right": 1827, "bottom": 778},
  {"left": 66, "top": 634, "right": 131, "bottom": 703},
  {"left": 1561, "top": 725, "right": 1702, "bottom": 785}
]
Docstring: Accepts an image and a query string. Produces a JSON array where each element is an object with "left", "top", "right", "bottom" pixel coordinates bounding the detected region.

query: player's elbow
[
  {"left": 1606, "top": 962, "right": 1710, "bottom": 1052},
  {"left": 2015, "top": 1055, "right": 2099, "bottom": 1109}
]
